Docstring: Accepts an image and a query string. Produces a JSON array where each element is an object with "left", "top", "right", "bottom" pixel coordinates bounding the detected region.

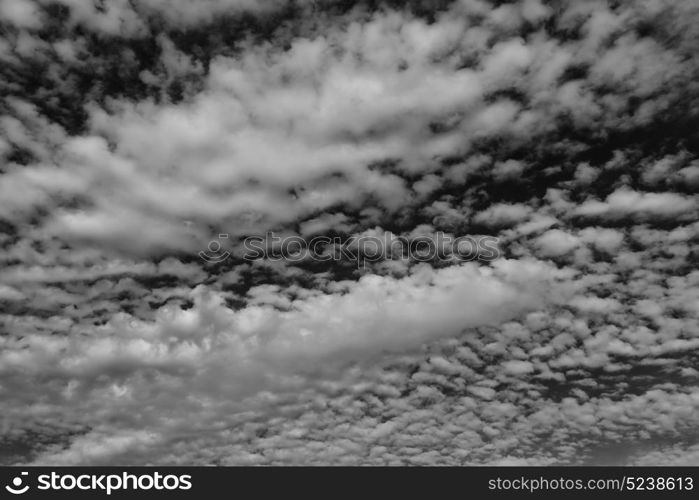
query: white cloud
[{"left": 3, "top": 0, "right": 699, "bottom": 466}]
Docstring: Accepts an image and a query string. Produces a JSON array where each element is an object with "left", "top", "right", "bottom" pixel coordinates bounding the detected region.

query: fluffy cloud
[{"left": 1, "top": 0, "right": 699, "bottom": 465}]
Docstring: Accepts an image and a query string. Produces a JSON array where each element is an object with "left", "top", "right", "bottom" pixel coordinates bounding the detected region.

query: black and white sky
[{"left": 1, "top": 0, "right": 699, "bottom": 465}]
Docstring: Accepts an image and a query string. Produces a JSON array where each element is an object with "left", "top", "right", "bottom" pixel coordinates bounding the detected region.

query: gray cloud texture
[{"left": 1, "top": 0, "right": 698, "bottom": 465}]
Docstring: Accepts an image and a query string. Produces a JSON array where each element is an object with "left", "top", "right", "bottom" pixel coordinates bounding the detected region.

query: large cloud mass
[{"left": 1, "top": 0, "right": 698, "bottom": 465}]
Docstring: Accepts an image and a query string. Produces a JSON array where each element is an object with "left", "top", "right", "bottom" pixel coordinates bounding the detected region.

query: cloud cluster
[{"left": 1, "top": 0, "right": 698, "bottom": 465}]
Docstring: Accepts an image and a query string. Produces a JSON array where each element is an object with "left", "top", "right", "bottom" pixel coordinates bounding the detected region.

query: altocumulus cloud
[{"left": 0, "top": 0, "right": 699, "bottom": 465}]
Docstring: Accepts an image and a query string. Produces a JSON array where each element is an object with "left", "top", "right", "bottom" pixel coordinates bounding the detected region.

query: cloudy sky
[{"left": 1, "top": 0, "right": 698, "bottom": 465}]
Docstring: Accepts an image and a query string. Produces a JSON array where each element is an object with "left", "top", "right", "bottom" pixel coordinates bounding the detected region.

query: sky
[{"left": 0, "top": 0, "right": 699, "bottom": 465}]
